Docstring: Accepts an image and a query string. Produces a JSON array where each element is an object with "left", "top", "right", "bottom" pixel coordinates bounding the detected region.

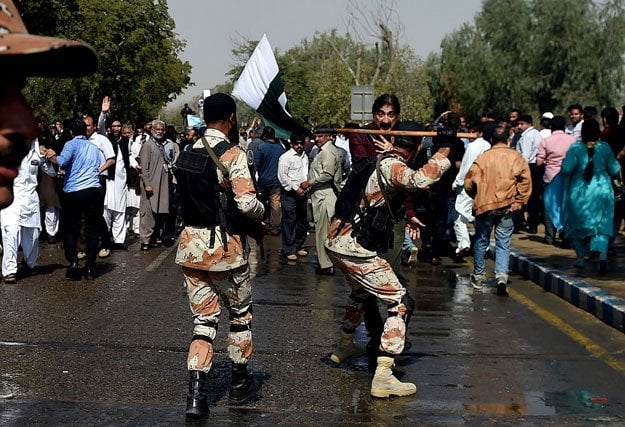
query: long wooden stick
[{"left": 335, "top": 128, "right": 477, "bottom": 139}]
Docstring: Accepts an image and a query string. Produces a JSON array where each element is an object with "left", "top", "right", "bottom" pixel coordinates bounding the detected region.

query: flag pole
[{"left": 335, "top": 128, "right": 477, "bottom": 139}]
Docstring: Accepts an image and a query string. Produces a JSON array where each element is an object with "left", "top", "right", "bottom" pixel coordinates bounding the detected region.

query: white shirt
[
  {"left": 89, "top": 132, "right": 115, "bottom": 172},
  {"left": 0, "top": 140, "right": 55, "bottom": 229},
  {"left": 516, "top": 126, "right": 542, "bottom": 164},
  {"left": 277, "top": 148, "right": 309, "bottom": 191}
]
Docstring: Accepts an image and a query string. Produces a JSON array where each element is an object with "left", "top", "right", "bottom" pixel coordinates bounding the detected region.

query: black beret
[{"left": 203, "top": 93, "right": 236, "bottom": 122}]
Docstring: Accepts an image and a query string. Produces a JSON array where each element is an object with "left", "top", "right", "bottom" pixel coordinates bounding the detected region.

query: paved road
[{"left": 0, "top": 234, "right": 624, "bottom": 425}]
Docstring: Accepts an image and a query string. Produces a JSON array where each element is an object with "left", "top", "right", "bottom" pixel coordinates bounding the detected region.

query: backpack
[
  {"left": 334, "top": 154, "right": 400, "bottom": 253},
  {"left": 334, "top": 157, "right": 376, "bottom": 222}
]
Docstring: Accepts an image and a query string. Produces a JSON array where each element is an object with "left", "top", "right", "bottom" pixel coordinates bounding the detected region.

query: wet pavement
[{"left": 0, "top": 232, "right": 624, "bottom": 425}]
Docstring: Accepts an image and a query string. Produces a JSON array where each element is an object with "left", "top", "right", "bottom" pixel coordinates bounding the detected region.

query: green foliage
[
  {"left": 16, "top": 0, "right": 191, "bottom": 126},
  {"left": 430, "top": 0, "right": 625, "bottom": 121}
]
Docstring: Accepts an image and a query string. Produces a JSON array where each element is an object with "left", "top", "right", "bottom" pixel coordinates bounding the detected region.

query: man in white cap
[{"left": 540, "top": 112, "right": 554, "bottom": 139}]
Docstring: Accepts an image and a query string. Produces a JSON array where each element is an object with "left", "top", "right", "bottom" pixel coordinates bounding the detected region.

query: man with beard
[
  {"left": 139, "top": 120, "right": 176, "bottom": 250},
  {"left": 97, "top": 97, "right": 132, "bottom": 253},
  {"left": 174, "top": 93, "right": 265, "bottom": 418}
]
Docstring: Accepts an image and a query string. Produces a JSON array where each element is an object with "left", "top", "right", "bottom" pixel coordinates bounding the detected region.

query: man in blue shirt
[
  {"left": 253, "top": 126, "right": 286, "bottom": 235},
  {"left": 47, "top": 119, "right": 102, "bottom": 280}
]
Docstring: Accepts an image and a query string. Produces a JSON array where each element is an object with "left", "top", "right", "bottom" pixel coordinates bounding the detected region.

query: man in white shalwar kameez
[
  {"left": 103, "top": 136, "right": 128, "bottom": 248},
  {"left": 1, "top": 140, "right": 55, "bottom": 283},
  {"left": 451, "top": 125, "right": 491, "bottom": 256}
]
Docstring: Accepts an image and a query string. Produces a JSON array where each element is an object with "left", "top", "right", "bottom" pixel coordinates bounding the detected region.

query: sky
[{"left": 167, "top": 0, "right": 483, "bottom": 107}]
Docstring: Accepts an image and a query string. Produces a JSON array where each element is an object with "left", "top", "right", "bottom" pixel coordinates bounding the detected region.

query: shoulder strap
[
  {"left": 201, "top": 136, "right": 229, "bottom": 179},
  {"left": 375, "top": 154, "right": 397, "bottom": 223}
]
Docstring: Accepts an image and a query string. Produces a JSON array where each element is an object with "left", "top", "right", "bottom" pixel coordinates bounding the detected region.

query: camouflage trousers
[
  {"left": 182, "top": 264, "right": 253, "bottom": 372},
  {"left": 329, "top": 253, "right": 408, "bottom": 355}
]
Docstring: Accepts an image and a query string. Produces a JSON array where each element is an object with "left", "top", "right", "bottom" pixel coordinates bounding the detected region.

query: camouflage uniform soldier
[
  {"left": 325, "top": 121, "right": 450, "bottom": 398},
  {"left": 174, "top": 94, "right": 265, "bottom": 418}
]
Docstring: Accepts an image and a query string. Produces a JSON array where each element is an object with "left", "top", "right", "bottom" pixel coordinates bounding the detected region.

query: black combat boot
[
  {"left": 229, "top": 363, "right": 261, "bottom": 405},
  {"left": 185, "top": 370, "right": 209, "bottom": 418}
]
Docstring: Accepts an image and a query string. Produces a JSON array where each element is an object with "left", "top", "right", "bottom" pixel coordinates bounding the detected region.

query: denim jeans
[{"left": 473, "top": 211, "right": 514, "bottom": 279}]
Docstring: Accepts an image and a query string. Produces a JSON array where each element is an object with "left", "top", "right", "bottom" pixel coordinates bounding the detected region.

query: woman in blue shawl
[{"left": 561, "top": 119, "right": 620, "bottom": 273}]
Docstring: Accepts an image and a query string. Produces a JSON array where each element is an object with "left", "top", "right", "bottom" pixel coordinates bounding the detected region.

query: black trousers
[
  {"left": 62, "top": 187, "right": 101, "bottom": 266},
  {"left": 527, "top": 163, "right": 544, "bottom": 229},
  {"left": 280, "top": 190, "right": 308, "bottom": 255}
]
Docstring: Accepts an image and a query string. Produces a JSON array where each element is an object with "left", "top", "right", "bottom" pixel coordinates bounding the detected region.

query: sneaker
[
  {"left": 470, "top": 273, "right": 485, "bottom": 290},
  {"left": 3, "top": 273, "right": 16, "bottom": 284},
  {"left": 496, "top": 279, "right": 509, "bottom": 296},
  {"left": 77, "top": 251, "right": 86, "bottom": 260},
  {"left": 286, "top": 254, "right": 298, "bottom": 261},
  {"left": 407, "top": 247, "right": 418, "bottom": 266},
  {"left": 98, "top": 248, "right": 110, "bottom": 258},
  {"left": 296, "top": 249, "right": 308, "bottom": 257}
]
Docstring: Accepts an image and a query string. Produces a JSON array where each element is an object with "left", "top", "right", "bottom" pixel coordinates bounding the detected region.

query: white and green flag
[{"left": 232, "top": 34, "right": 307, "bottom": 139}]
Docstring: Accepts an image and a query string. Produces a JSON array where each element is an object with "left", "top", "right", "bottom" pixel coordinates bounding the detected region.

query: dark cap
[
  {"left": 0, "top": 0, "right": 98, "bottom": 78},
  {"left": 312, "top": 125, "right": 337, "bottom": 135},
  {"left": 394, "top": 120, "right": 424, "bottom": 149},
  {"left": 203, "top": 93, "right": 237, "bottom": 122}
]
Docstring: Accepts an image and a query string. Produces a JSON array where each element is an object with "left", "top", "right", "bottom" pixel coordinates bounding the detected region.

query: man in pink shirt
[{"left": 536, "top": 115, "right": 576, "bottom": 245}]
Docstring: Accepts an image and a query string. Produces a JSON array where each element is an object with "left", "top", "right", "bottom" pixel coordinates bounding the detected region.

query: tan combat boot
[
  {"left": 330, "top": 331, "right": 366, "bottom": 363},
  {"left": 370, "top": 356, "right": 417, "bottom": 398}
]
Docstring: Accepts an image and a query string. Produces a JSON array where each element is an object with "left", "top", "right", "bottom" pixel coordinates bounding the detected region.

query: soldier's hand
[{"left": 436, "top": 147, "right": 450, "bottom": 157}]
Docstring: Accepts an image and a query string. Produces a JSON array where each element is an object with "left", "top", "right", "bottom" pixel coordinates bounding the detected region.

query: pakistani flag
[{"left": 232, "top": 34, "right": 308, "bottom": 139}]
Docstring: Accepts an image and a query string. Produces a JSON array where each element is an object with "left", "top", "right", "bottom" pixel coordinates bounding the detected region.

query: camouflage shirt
[
  {"left": 175, "top": 129, "right": 265, "bottom": 271},
  {"left": 326, "top": 151, "right": 450, "bottom": 258}
]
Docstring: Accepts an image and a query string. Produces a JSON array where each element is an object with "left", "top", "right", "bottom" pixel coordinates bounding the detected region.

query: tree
[
  {"left": 225, "top": 6, "right": 433, "bottom": 128},
  {"left": 17, "top": 0, "right": 191, "bottom": 126},
  {"left": 430, "top": 0, "right": 625, "bottom": 121}
]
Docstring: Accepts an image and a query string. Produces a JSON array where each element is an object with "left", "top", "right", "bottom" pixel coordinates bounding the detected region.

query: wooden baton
[{"left": 334, "top": 128, "right": 477, "bottom": 139}]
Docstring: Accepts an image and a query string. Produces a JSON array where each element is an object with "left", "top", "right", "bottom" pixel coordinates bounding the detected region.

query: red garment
[{"left": 348, "top": 123, "right": 378, "bottom": 161}]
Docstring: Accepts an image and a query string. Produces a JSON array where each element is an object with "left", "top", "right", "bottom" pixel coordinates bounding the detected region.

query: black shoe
[
  {"left": 111, "top": 243, "right": 128, "bottom": 251},
  {"left": 20, "top": 261, "right": 34, "bottom": 278},
  {"left": 186, "top": 371, "right": 209, "bottom": 418},
  {"left": 140, "top": 243, "right": 150, "bottom": 251},
  {"left": 161, "top": 238, "right": 175, "bottom": 248},
  {"left": 66, "top": 261, "right": 82, "bottom": 280},
  {"left": 229, "top": 364, "right": 261, "bottom": 405},
  {"left": 527, "top": 226, "right": 538, "bottom": 234},
  {"left": 598, "top": 260, "right": 608, "bottom": 275},
  {"left": 47, "top": 236, "right": 57, "bottom": 244},
  {"left": 84, "top": 265, "right": 95, "bottom": 281},
  {"left": 315, "top": 266, "right": 335, "bottom": 276},
  {"left": 496, "top": 280, "right": 509, "bottom": 296}
]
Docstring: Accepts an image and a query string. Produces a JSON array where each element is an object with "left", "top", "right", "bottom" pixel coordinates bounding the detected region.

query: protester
[
  {"left": 139, "top": 119, "right": 176, "bottom": 250},
  {"left": 46, "top": 119, "right": 103, "bottom": 280},
  {"left": 536, "top": 115, "right": 576, "bottom": 245},
  {"left": 465, "top": 126, "right": 531, "bottom": 296},
  {"left": 561, "top": 119, "right": 620, "bottom": 274},
  {"left": 174, "top": 93, "right": 265, "bottom": 418},
  {"left": 277, "top": 133, "right": 309, "bottom": 260},
  {"left": 1, "top": 139, "right": 55, "bottom": 283}
]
